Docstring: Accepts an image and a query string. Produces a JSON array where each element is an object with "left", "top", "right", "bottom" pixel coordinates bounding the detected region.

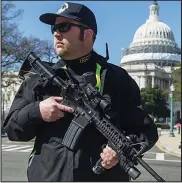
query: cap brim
[
  {"left": 39, "top": 13, "right": 62, "bottom": 25},
  {"left": 39, "top": 13, "right": 81, "bottom": 25}
]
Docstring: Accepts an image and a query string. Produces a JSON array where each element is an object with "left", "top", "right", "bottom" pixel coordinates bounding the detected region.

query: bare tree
[{"left": 2, "top": 2, "right": 57, "bottom": 88}]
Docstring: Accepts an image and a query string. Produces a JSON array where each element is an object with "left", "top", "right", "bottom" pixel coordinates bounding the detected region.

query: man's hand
[
  {"left": 100, "top": 146, "right": 119, "bottom": 169},
  {"left": 39, "top": 96, "right": 74, "bottom": 122}
]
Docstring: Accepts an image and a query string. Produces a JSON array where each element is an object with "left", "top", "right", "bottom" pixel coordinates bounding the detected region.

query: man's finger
[
  {"left": 101, "top": 161, "right": 112, "bottom": 169},
  {"left": 100, "top": 153, "right": 105, "bottom": 161},
  {"left": 52, "top": 111, "right": 64, "bottom": 118},
  {"left": 52, "top": 96, "right": 63, "bottom": 102},
  {"left": 101, "top": 161, "right": 106, "bottom": 167},
  {"left": 56, "top": 103, "right": 74, "bottom": 113},
  {"left": 105, "top": 146, "right": 118, "bottom": 158}
]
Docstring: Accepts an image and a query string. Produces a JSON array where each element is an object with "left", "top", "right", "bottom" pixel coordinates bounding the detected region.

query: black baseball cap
[{"left": 39, "top": 2, "right": 97, "bottom": 35}]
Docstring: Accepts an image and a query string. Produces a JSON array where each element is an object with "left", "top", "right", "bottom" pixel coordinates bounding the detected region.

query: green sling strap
[{"left": 96, "top": 63, "right": 102, "bottom": 93}]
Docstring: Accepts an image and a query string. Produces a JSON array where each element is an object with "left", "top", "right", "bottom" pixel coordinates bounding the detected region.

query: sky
[{"left": 11, "top": 1, "right": 181, "bottom": 66}]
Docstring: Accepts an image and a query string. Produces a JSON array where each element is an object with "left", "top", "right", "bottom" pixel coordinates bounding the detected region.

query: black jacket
[{"left": 4, "top": 52, "right": 158, "bottom": 182}]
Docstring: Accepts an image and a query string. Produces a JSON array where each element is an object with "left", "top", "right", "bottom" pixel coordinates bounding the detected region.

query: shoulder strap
[{"left": 96, "top": 63, "right": 102, "bottom": 93}]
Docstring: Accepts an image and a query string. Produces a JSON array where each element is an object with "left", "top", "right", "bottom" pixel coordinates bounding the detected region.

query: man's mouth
[{"left": 56, "top": 43, "right": 64, "bottom": 48}]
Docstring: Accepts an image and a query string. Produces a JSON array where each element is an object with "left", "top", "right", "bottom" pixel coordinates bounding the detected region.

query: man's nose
[{"left": 54, "top": 31, "right": 63, "bottom": 39}]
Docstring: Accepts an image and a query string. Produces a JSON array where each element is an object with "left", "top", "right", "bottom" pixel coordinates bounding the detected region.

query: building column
[
  {"left": 161, "top": 80, "right": 163, "bottom": 89},
  {"left": 137, "top": 76, "right": 141, "bottom": 89},
  {"left": 145, "top": 76, "right": 147, "bottom": 88},
  {"left": 159, "top": 79, "right": 161, "bottom": 88},
  {"left": 155, "top": 78, "right": 158, "bottom": 86},
  {"left": 160, "top": 80, "right": 163, "bottom": 89},
  {"left": 152, "top": 76, "right": 155, "bottom": 87},
  {"left": 162, "top": 80, "right": 165, "bottom": 89},
  {"left": 168, "top": 80, "right": 171, "bottom": 88}
]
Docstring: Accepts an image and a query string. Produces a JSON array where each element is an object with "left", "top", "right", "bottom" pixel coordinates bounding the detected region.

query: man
[{"left": 4, "top": 2, "right": 158, "bottom": 182}]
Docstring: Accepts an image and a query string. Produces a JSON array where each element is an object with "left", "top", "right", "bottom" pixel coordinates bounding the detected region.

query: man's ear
[{"left": 84, "top": 29, "right": 94, "bottom": 41}]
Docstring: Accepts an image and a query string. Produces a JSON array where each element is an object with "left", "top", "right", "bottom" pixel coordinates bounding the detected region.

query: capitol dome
[
  {"left": 121, "top": 1, "right": 181, "bottom": 66},
  {"left": 133, "top": 20, "right": 175, "bottom": 41}
]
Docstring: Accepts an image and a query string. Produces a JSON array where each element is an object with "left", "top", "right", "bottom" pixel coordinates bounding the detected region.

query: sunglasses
[{"left": 51, "top": 22, "right": 89, "bottom": 34}]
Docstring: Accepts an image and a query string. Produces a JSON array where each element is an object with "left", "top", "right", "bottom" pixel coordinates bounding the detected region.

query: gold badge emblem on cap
[{"left": 57, "top": 3, "right": 69, "bottom": 14}]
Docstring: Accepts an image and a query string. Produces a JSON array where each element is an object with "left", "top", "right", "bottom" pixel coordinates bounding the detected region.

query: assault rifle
[{"left": 19, "top": 51, "right": 165, "bottom": 182}]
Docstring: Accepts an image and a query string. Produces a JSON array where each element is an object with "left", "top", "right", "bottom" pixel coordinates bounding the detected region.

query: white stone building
[
  {"left": 120, "top": 1, "right": 181, "bottom": 90},
  {"left": 1, "top": 72, "right": 22, "bottom": 114}
]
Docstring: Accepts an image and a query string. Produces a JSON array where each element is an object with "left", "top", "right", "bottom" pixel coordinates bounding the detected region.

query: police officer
[{"left": 4, "top": 2, "right": 158, "bottom": 182}]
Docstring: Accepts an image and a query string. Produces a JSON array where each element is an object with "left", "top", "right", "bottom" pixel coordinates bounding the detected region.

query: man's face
[{"left": 53, "top": 17, "right": 84, "bottom": 59}]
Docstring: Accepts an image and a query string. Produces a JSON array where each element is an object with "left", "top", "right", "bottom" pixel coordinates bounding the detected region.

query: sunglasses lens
[{"left": 52, "top": 23, "right": 71, "bottom": 34}]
